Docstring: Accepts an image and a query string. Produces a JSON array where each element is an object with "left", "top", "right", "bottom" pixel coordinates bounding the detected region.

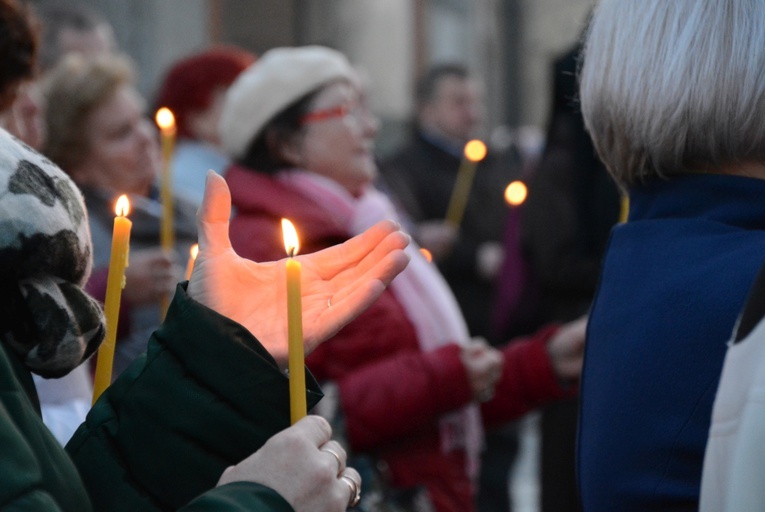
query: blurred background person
[
  {"left": 508, "top": 39, "right": 621, "bottom": 512},
  {"left": 381, "top": 63, "right": 525, "bottom": 512},
  {"left": 42, "top": 53, "right": 197, "bottom": 386},
  {"left": 380, "top": 64, "right": 521, "bottom": 345},
  {"left": 578, "top": 1, "right": 765, "bottom": 510},
  {"left": 3, "top": 1, "right": 117, "bottom": 151},
  {"left": 153, "top": 45, "right": 256, "bottom": 207},
  {"left": 36, "top": 1, "right": 116, "bottom": 72},
  {"left": 218, "top": 45, "right": 584, "bottom": 512}
]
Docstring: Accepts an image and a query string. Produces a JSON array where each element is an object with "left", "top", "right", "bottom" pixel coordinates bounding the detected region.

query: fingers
[
  {"left": 340, "top": 467, "right": 362, "bottom": 508},
  {"left": 291, "top": 415, "right": 332, "bottom": 448},
  {"left": 319, "top": 440, "right": 347, "bottom": 475},
  {"left": 197, "top": 170, "right": 233, "bottom": 256},
  {"left": 312, "top": 221, "right": 410, "bottom": 277},
  {"left": 322, "top": 231, "right": 411, "bottom": 306}
]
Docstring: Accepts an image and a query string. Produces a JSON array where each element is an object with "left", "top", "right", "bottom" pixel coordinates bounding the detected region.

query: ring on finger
[
  {"left": 320, "top": 445, "right": 344, "bottom": 475},
  {"left": 340, "top": 473, "right": 362, "bottom": 508}
]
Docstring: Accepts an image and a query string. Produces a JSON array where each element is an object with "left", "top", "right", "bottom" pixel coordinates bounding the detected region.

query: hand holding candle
[
  {"left": 281, "top": 218, "right": 306, "bottom": 424},
  {"left": 92, "top": 195, "right": 132, "bottom": 404},
  {"left": 445, "top": 139, "right": 487, "bottom": 227}
]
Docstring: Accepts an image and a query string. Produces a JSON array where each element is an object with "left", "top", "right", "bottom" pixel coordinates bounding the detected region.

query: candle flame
[
  {"left": 115, "top": 195, "right": 130, "bottom": 217},
  {"left": 281, "top": 218, "right": 300, "bottom": 257},
  {"left": 504, "top": 180, "right": 528, "bottom": 206},
  {"left": 155, "top": 107, "right": 176, "bottom": 133},
  {"left": 419, "top": 248, "right": 433, "bottom": 262},
  {"left": 189, "top": 243, "right": 199, "bottom": 260},
  {"left": 464, "top": 139, "right": 487, "bottom": 162}
]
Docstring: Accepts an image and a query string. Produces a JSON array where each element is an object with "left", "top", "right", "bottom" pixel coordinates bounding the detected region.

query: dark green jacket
[{"left": 0, "top": 284, "right": 323, "bottom": 511}]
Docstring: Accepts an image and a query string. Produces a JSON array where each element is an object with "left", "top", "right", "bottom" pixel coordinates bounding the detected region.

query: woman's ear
[{"left": 268, "top": 130, "right": 303, "bottom": 168}]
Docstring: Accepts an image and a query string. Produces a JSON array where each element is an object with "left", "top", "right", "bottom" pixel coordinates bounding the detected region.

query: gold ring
[
  {"left": 340, "top": 473, "right": 361, "bottom": 508},
  {"left": 320, "top": 446, "right": 343, "bottom": 475}
]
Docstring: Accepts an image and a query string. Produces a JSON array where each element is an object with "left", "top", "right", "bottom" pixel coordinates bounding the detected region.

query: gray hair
[{"left": 580, "top": 0, "right": 765, "bottom": 188}]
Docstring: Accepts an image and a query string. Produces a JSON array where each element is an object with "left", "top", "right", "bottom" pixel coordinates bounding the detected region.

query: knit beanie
[
  {"left": 219, "top": 45, "right": 356, "bottom": 160},
  {"left": 0, "top": 128, "right": 105, "bottom": 377}
]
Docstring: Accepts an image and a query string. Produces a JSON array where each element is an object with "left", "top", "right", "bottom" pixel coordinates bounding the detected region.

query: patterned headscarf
[{"left": 0, "top": 128, "right": 105, "bottom": 377}]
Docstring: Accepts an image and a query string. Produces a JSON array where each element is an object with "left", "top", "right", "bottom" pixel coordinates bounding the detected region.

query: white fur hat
[{"left": 219, "top": 45, "right": 356, "bottom": 160}]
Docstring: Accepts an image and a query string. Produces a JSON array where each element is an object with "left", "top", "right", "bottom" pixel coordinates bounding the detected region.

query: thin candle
[
  {"left": 281, "top": 218, "right": 306, "bottom": 423},
  {"left": 619, "top": 194, "right": 629, "bottom": 223},
  {"left": 445, "top": 139, "right": 487, "bottom": 227},
  {"left": 92, "top": 195, "right": 132, "bottom": 404},
  {"left": 185, "top": 243, "right": 199, "bottom": 280},
  {"left": 155, "top": 107, "right": 176, "bottom": 315}
]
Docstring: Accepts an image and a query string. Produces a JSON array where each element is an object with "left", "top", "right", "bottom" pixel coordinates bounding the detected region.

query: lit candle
[
  {"left": 281, "top": 218, "right": 306, "bottom": 423},
  {"left": 185, "top": 243, "right": 199, "bottom": 281},
  {"left": 155, "top": 107, "right": 176, "bottom": 315},
  {"left": 445, "top": 139, "right": 488, "bottom": 227},
  {"left": 504, "top": 180, "right": 528, "bottom": 207},
  {"left": 92, "top": 195, "right": 132, "bottom": 404}
]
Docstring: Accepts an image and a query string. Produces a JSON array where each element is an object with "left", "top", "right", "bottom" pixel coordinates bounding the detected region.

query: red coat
[{"left": 226, "top": 164, "right": 574, "bottom": 512}]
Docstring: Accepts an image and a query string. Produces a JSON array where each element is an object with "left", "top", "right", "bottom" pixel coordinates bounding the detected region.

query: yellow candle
[
  {"left": 185, "top": 243, "right": 199, "bottom": 281},
  {"left": 282, "top": 218, "right": 306, "bottom": 423},
  {"left": 445, "top": 139, "right": 488, "bottom": 227},
  {"left": 92, "top": 195, "right": 132, "bottom": 405},
  {"left": 155, "top": 107, "right": 176, "bottom": 315},
  {"left": 504, "top": 180, "right": 528, "bottom": 207},
  {"left": 619, "top": 194, "right": 630, "bottom": 223}
]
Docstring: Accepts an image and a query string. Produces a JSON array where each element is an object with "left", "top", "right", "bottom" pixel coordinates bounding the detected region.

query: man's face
[{"left": 419, "top": 75, "right": 482, "bottom": 142}]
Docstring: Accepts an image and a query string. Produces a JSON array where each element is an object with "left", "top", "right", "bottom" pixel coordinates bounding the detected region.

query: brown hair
[{"left": 0, "top": 0, "right": 39, "bottom": 111}]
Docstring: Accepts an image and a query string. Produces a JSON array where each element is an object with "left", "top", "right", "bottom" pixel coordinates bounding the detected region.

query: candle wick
[{"left": 289, "top": 248, "right": 296, "bottom": 258}]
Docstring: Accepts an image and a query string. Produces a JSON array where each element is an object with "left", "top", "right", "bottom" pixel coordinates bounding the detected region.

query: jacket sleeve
[
  {"left": 480, "top": 324, "right": 577, "bottom": 428},
  {"left": 0, "top": 401, "right": 66, "bottom": 511},
  {"left": 66, "top": 284, "right": 322, "bottom": 511},
  {"left": 339, "top": 343, "right": 472, "bottom": 451},
  {"left": 180, "top": 482, "right": 293, "bottom": 512}
]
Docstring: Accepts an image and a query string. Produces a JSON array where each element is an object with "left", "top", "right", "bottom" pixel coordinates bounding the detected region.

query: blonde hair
[
  {"left": 42, "top": 52, "right": 133, "bottom": 172},
  {"left": 580, "top": 0, "right": 765, "bottom": 188}
]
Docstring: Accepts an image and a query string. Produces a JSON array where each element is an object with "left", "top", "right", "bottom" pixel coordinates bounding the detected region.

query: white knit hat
[{"left": 219, "top": 45, "right": 356, "bottom": 160}]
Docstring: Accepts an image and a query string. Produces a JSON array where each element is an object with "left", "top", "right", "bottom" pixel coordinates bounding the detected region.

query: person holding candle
[
  {"left": 0, "top": 130, "right": 405, "bottom": 510},
  {"left": 576, "top": 1, "right": 765, "bottom": 511},
  {"left": 41, "top": 53, "right": 199, "bottom": 381},
  {"left": 0, "top": 5, "right": 415, "bottom": 507},
  {"left": 219, "top": 45, "right": 586, "bottom": 512},
  {"left": 379, "top": 64, "right": 523, "bottom": 345}
]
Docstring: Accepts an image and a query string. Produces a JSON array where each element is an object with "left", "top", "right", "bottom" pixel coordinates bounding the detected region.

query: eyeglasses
[{"left": 300, "top": 102, "right": 367, "bottom": 125}]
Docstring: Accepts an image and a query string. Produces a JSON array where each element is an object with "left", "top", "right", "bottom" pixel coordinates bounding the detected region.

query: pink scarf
[{"left": 278, "top": 170, "right": 483, "bottom": 478}]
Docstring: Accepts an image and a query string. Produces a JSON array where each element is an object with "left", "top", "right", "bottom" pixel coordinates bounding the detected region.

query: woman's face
[
  {"left": 290, "top": 80, "right": 379, "bottom": 196},
  {"left": 75, "top": 84, "right": 160, "bottom": 196}
]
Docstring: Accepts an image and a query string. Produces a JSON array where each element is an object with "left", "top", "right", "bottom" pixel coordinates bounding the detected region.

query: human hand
[
  {"left": 217, "top": 415, "right": 362, "bottom": 511},
  {"left": 546, "top": 315, "right": 587, "bottom": 381},
  {"left": 187, "top": 171, "right": 410, "bottom": 367},
  {"left": 460, "top": 337, "right": 504, "bottom": 402},
  {"left": 123, "top": 248, "right": 180, "bottom": 305},
  {"left": 416, "top": 220, "right": 457, "bottom": 261}
]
